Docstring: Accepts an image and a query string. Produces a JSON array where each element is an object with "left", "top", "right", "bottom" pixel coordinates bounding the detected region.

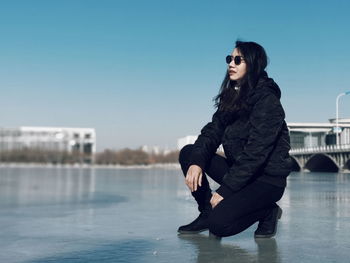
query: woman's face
[{"left": 228, "top": 48, "right": 247, "bottom": 82}]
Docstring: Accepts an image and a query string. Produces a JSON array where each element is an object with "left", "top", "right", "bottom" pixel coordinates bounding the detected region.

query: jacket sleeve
[
  {"left": 189, "top": 110, "right": 227, "bottom": 170},
  {"left": 216, "top": 92, "right": 285, "bottom": 198}
]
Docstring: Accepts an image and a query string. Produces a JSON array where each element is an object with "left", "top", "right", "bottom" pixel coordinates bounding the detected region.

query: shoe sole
[
  {"left": 178, "top": 228, "right": 209, "bottom": 234},
  {"left": 254, "top": 207, "right": 282, "bottom": 239}
]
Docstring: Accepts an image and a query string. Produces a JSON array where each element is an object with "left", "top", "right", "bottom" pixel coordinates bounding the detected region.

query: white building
[
  {"left": 141, "top": 145, "right": 161, "bottom": 155},
  {"left": 288, "top": 118, "right": 350, "bottom": 149},
  {"left": 0, "top": 126, "right": 96, "bottom": 161}
]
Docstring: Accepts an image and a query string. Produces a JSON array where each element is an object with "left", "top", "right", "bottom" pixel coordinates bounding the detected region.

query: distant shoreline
[
  {"left": 2, "top": 163, "right": 350, "bottom": 173},
  {"left": 0, "top": 162, "right": 181, "bottom": 170}
]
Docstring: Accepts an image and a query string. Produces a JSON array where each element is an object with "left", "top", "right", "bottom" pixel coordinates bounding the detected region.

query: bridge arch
[
  {"left": 345, "top": 159, "right": 350, "bottom": 170},
  {"left": 290, "top": 156, "right": 301, "bottom": 171},
  {"left": 304, "top": 153, "right": 339, "bottom": 172}
]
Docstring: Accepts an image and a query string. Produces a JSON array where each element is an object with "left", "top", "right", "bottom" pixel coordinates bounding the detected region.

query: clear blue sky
[{"left": 1, "top": 0, "right": 350, "bottom": 151}]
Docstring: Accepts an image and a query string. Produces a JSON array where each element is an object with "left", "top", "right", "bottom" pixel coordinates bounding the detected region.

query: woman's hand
[
  {"left": 185, "top": 165, "right": 203, "bottom": 192},
  {"left": 210, "top": 192, "right": 224, "bottom": 208}
]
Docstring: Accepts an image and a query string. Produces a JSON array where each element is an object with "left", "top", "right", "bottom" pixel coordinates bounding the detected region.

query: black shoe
[
  {"left": 178, "top": 213, "right": 209, "bottom": 234},
  {"left": 254, "top": 206, "right": 282, "bottom": 238}
]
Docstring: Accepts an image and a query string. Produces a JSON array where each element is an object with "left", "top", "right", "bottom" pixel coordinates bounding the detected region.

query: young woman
[{"left": 178, "top": 41, "right": 292, "bottom": 238}]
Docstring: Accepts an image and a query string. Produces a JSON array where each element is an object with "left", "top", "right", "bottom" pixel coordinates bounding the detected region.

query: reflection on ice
[
  {"left": 0, "top": 167, "right": 97, "bottom": 207},
  {"left": 178, "top": 234, "right": 281, "bottom": 263},
  {"left": 28, "top": 239, "right": 157, "bottom": 263},
  {"left": 0, "top": 167, "right": 349, "bottom": 262}
]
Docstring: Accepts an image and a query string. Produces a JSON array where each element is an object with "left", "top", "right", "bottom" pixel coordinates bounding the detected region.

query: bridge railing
[{"left": 290, "top": 144, "right": 350, "bottom": 154}]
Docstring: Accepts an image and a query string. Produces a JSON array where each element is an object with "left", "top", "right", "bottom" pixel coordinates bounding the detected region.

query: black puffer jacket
[{"left": 189, "top": 72, "right": 292, "bottom": 198}]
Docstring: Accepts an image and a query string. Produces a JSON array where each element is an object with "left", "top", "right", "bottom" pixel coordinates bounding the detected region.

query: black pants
[{"left": 179, "top": 144, "right": 285, "bottom": 237}]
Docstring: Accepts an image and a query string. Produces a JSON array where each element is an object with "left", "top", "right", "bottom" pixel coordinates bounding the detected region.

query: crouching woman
[{"left": 178, "top": 41, "right": 292, "bottom": 238}]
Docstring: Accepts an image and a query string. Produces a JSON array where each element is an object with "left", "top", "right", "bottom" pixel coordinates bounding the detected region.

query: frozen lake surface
[{"left": 0, "top": 166, "right": 350, "bottom": 262}]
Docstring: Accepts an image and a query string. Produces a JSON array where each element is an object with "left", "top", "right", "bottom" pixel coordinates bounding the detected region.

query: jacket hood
[
  {"left": 257, "top": 71, "right": 281, "bottom": 98},
  {"left": 247, "top": 71, "right": 281, "bottom": 105}
]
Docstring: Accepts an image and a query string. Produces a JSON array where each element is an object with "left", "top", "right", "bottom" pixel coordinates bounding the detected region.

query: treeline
[
  {"left": 0, "top": 148, "right": 180, "bottom": 165},
  {"left": 95, "top": 148, "right": 179, "bottom": 165},
  {"left": 0, "top": 148, "right": 90, "bottom": 164}
]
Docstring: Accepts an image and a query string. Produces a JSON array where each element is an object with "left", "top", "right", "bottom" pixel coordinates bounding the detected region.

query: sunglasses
[{"left": 225, "top": 55, "right": 244, "bottom": 65}]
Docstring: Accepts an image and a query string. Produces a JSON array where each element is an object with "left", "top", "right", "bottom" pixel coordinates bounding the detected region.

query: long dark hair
[{"left": 214, "top": 41, "right": 268, "bottom": 113}]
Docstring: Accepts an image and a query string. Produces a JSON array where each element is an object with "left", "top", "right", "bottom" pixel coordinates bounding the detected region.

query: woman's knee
[{"left": 178, "top": 144, "right": 194, "bottom": 165}]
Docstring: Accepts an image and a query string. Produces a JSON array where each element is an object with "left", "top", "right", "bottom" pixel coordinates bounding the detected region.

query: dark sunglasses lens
[
  {"left": 225, "top": 55, "right": 232, "bottom": 64},
  {"left": 234, "top": 56, "right": 241, "bottom": 65}
]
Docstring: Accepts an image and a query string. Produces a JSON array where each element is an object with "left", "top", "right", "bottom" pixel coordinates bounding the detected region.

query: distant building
[
  {"left": 0, "top": 126, "right": 96, "bottom": 162},
  {"left": 141, "top": 145, "right": 161, "bottom": 155},
  {"left": 141, "top": 145, "right": 173, "bottom": 155},
  {"left": 288, "top": 118, "right": 350, "bottom": 149}
]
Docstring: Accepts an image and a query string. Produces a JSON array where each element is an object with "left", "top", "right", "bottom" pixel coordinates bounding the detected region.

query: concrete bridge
[
  {"left": 289, "top": 144, "right": 350, "bottom": 173},
  {"left": 288, "top": 120, "right": 350, "bottom": 173}
]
